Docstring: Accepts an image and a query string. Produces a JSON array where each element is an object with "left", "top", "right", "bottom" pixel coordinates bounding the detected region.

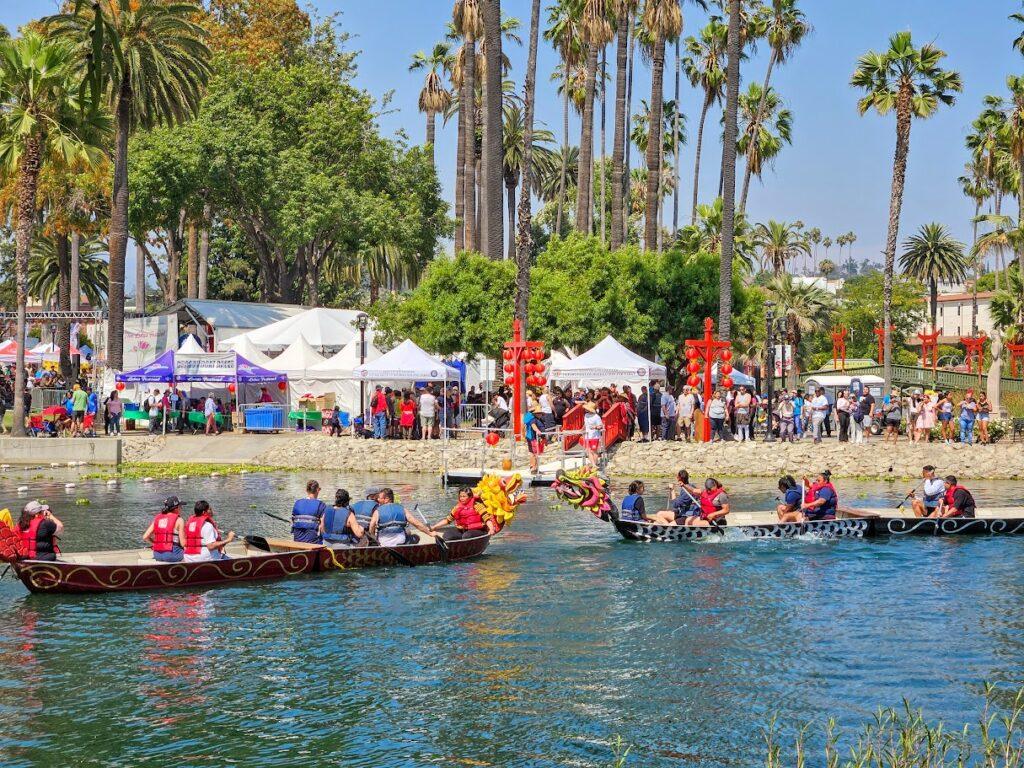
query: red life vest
[
  {"left": 184, "top": 514, "right": 218, "bottom": 556},
  {"left": 151, "top": 512, "right": 180, "bottom": 553},
  {"left": 699, "top": 487, "right": 724, "bottom": 518},
  {"left": 19, "top": 516, "right": 42, "bottom": 559},
  {"left": 805, "top": 481, "right": 838, "bottom": 505},
  {"left": 451, "top": 498, "right": 485, "bottom": 531},
  {"left": 945, "top": 485, "right": 967, "bottom": 507}
]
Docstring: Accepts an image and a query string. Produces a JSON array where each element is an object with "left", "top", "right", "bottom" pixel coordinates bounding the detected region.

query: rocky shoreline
[{"left": 117, "top": 433, "right": 1024, "bottom": 481}]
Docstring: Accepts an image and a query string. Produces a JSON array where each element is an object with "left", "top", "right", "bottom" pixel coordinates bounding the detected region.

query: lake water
[{"left": 0, "top": 468, "right": 1023, "bottom": 767}]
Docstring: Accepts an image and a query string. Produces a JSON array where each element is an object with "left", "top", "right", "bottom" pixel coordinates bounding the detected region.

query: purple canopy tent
[{"left": 115, "top": 350, "right": 287, "bottom": 384}]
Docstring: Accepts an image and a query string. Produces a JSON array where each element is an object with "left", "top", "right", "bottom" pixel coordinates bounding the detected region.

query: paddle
[
  {"left": 244, "top": 534, "right": 272, "bottom": 552},
  {"left": 897, "top": 482, "right": 923, "bottom": 510},
  {"left": 679, "top": 483, "right": 725, "bottom": 535},
  {"left": 413, "top": 504, "right": 449, "bottom": 563}
]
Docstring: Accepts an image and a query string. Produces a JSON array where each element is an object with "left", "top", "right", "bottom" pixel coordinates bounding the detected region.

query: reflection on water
[{"left": 0, "top": 471, "right": 1022, "bottom": 766}]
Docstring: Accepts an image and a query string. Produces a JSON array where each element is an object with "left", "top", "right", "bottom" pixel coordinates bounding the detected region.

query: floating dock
[{"left": 443, "top": 456, "right": 586, "bottom": 487}]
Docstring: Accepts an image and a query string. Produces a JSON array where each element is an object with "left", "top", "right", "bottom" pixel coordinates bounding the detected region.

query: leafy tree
[
  {"left": 763, "top": 272, "right": 834, "bottom": 387},
  {"left": 851, "top": 31, "right": 962, "bottom": 393},
  {"left": 204, "top": 0, "right": 311, "bottom": 65},
  {"left": 899, "top": 223, "right": 968, "bottom": 330},
  {"left": 676, "top": 197, "right": 755, "bottom": 272},
  {"left": 831, "top": 272, "right": 926, "bottom": 360},
  {"left": 991, "top": 269, "right": 1024, "bottom": 333}
]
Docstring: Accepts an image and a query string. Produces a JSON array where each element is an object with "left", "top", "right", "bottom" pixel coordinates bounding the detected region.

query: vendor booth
[{"left": 549, "top": 335, "right": 667, "bottom": 385}]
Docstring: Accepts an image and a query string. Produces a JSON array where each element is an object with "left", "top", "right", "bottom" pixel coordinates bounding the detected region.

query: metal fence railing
[{"left": 239, "top": 403, "right": 289, "bottom": 433}]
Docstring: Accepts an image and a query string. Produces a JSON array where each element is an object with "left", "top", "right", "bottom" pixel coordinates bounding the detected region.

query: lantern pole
[{"left": 764, "top": 302, "right": 776, "bottom": 443}]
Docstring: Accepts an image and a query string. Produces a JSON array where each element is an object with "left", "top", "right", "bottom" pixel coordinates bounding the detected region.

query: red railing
[{"left": 562, "top": 403, "right": 584, "bottom": 451}]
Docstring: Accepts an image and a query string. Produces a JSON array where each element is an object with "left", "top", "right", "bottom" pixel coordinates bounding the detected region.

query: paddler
[
  {"left": 932, "top": 475, "right": 976, "bottom": 518},
  {"left": 183, "top": 500, "right": 235, "bottom": 561},
  {"left": 681, "top": 478, "right": 730, "bottom": 527},
  {"left": 143, "top": 495, "right": 187, "bottom": 562},
  {"left": 17, "top": 501, "right": 62, "bottom": 561},
  {"left": 800, "top": 470, "right": 838, "bottom": 521},
  {"left": 291, "top": 479, "right": 327, "bottom": 544},
  {"left": 429, "top": 487, "right": 490, "bottom": 540},
  {"left": 322, "top": 489, "right": 367, "bottom": 546},
  {"left": 776, "top": 476, "right": 803, "bottom": 522},
  {"left": 646, "top": 470, "right": 700, "bottom": 525},
  {"left": 909, "top": 465, "right": 945, "bottom": 518},
  {"left": 370, "top": 488, "right": 432, "bottom": 546}
]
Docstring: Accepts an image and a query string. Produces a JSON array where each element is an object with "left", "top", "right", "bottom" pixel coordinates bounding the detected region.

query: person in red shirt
[
  {"left": 429, "top": 488, "right": 490, "bottom": 540},
  {"left": 370, "top": 385, "right": 388, "bottom": 439}
]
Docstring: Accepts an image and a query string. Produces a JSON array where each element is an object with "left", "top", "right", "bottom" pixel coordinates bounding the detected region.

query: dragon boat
[{"left": 551, "top": 469, "right": 1024, "bottom": 541}]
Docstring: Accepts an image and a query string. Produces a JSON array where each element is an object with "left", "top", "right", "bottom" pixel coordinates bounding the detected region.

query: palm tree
[
  {"left": 0, "top": 32, "right": 108, "bottom": 435},
  {"left": 683, "top": 17, "right": 727, "bottom": 224},
  {"left": 410, "top": 44, "right": 453, "bottom": 166},
  {"left": 991, "top": 269, "right": 1024, "bottom": 333},
  {"left": 29, "top": 234, "right": 108, "bottom": 309},
  {"left": 1013, "top": 4, "right": 1024, "bottom": 57},
  {"left": 719, "top": 0, "right": 742, "bottom": 339},
  {"left": 48, "top": 0, "right": 211, "bottom": 371},
  {"left": 503, "top": 102, "right": 555, "bottom": 258},
  {"left": 445, "top": 24, "right": 468, "bottom": 253},
  {"left": 1000, "top": 75, "right": 1024, "bottom": 275},
  {"left": 974, "top": 214, "right": 1024, "bottom": 294},
  {"left": 736, "top": 83, "right": 792, "bottom": 206},
  {"left": 753, "top": 220, "right": 809, "bottom": 276},
  {"left": 545, "top": 1, "right": 582, "bottom": 236},
  {"left": 641, "top": 0, "right": 683, "bottom": 252},
  {"left": 851, "top": 31, "right": 962, "bottom": 394},
  {"left": 899, "top": 223, "right": 968, "bottom": 330},
  {"left": 740, "top": 0, "right": 809, "bottom": 213},
  {"left": 821, "top": 236, "right": 833, "bottom": 267},
  {"left": 576, "top": 0, "right": 613, "bottom": 237},
  {"left": 966, "top": 102, "right": 1011, "bottom": 287},
  {"left": 610, "top": 0, "right": 639, "bottom": 249},
  {"left": 806, "top": 226, "right": 821, "bottom": 273},
  {"left": 675, "top": 197, "right": 755, "bottom": 272},
  {"left": 480, "top": 0, "right": 506, "bottom": 260},
  {"left": 959, "top": 162, "right": 992, "bottom": 334},
  {"left": 764, "top": 273, "right": 834, "bottom": 389},
  {"left": 818, "top": 258, "right": 836, "bottom": 279},
  {"left": 453, "top": 1, "right": 482, "bottom": 253},
  {"left": 515, "top": 0, "right": 542, "bottom": 326}
]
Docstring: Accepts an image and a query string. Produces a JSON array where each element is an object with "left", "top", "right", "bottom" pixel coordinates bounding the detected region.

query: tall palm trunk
[
  {"left": 56, "top": 233, "right": 72, "bottom": 382},
  {"left": 463, "top": 38, "right": 477, "bottom": 251},
  {"left": 672, "top": 38, "right": 681, "bottom": 234},
  {"left": 624, "top": 25, "right": 636, "bottom": 233},
  {"left": 108, "top": 75, "right": 132, "bottom": 371},
  {"left": 600, "top": 46, "right": 608, "bottom": 246},
  {"left": 577, "top": 43, "right": 599, "bottom": 235},
  {"left": 186, "top": 220, "right": 199, "bottom": 298},
  {"left": 1018, "top": 159, "right": 1024, "bottom": 276},
  {"left": 12, "top": 137, "right": 41, "bottom": 437},
  {"left": 506, "top": 175, "right": 517, "bottom": 259},
  {"left": 426, "top": 110, "right": 436, "bottom": 164},
  {"left": 455, "top": 87, "right": 466, "bottom": 253},
  {"left": 482, "top": 0, "right": 504, "bottom": 260},
  {"left": 971, "top": 200, "right": 980, "bottom": 335},
  {"left": 610, "top": 10, "right": 629, "bottom": 250},
  {"left": 691, "top": 92, "right": 711, "bottom": 224},
  {"left": 644, "top": 34, "right": 666, "bottom": 251},
  {"left": 929, "top": 276, "right": 938, "bottom": 331},
  {"left": 881, "top": 86, "right": 914, "bottom": 396},
  {"left": 719, "top": 0, "right": 742, "bottom": 340},
  {"left": 739, "top": 48, "right": 778, "bottom": 213},
  {"left": 515, "top": 0, "right": 542, "bottom": 331},
  {"left": 995, "top": 192, "right": 1003, "bottom": 292},
  {"left": 198, "top": 203, "right": 211, "bottom": 299},
  {"left": 70, "top": 231, "right": 81, "bottom": 312},
  {"left": 556, "top": 85, "right": 569, "bottom": 235}
]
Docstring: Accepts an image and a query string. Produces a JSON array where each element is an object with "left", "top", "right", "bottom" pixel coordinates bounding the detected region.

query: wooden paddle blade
[{"left": 244, "top": 535, "right": 272, "bottom": 552}]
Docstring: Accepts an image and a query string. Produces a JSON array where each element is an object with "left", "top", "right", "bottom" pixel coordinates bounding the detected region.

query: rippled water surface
[{"left": 0, "top": 468, "right": 1023, "bottom": 767}]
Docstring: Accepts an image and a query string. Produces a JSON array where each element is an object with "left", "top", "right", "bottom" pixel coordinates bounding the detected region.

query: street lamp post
[
  {"left": 356, "top": 313, "right": 369, "bottom": 426},
  {"left": 764, "top": 301, "right": 776, "bottom": 442},
  {"left": 777, "top": 317, "right": 788, "bottom": 392}
]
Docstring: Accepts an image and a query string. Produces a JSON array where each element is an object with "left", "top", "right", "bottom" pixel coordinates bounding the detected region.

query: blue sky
[{"left": 4, "top": 0, "right": 1022, "bottom": 271}]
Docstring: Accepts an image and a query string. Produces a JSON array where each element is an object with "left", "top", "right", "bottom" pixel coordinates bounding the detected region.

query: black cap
[
  {"left": 162, "top": 496, "right": 181, "bottom": 512},
  {"left": 364, "top": 487, "right": 381, "bottom": 499}
]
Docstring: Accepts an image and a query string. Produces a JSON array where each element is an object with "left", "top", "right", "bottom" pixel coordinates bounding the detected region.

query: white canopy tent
[
  {"left": 176, "top": 336, "right": 205, "bottom": 355},
  {"left": 221, "top": 307, "right": 363, "bottom": 352},
  {"left": 223, "top": 334, "right": 275, "bottom": 368},
  {"left": 290, "top": 337, "right": 385, "bottom": 414},
  {"left": 268, "top": 335, "right": 327, "bottom": 378},
  {"left": 351, "top": 339, "right": 460, "bottom": 382},
  {"left": 549, "top": 335, "right": 666, "bottom": 384}
]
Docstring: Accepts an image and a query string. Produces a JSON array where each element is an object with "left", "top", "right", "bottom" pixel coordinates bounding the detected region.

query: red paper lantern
[
  {"left": 485, "top": 432, "right": 500, "bottom": 446},
  {"left": 503, "top": 363, "right": 514, "bottom": 374},
  {"left": 115, "top": 381, "right": 125, "bottom": 391},
  {"left": 687, "top": 374, "right": 700, "bottom": 387},
  {"left": 535, "top": 363, "right": 545, "bottom": 375},
  {"left": 227, "top": 383, "right": 236, "bottom": 393},
  {"left": 721, "top": 363, "right": 733, "bottom": 376},
  {"left": 685, "top": 346, "right": 698, "bottom": 360},
  {"left": 278, "top": 381, "right": 287, "bottom": 391},
  {"left": 537, "top": 376, "right": 547, "bottom": 387},
  {"left": 720, "top": 349, "right": 733, "bottom": 362},
  {"left": 504, "top": 376, "right": 514, "bottom": 386},
  {"left": 526, "top": 375, "right": 537, "bottom": 386},
  {"left": 721, "top": 376, "right": 734, "bottom": 389},
  {"left": 686, "top": 360, "right": 701, "bottom": 374},
  {"left": 502, "top": 349, "right": 513, "bottom": 361},
  {"left": 532, "top": 348, "right": 543, "bottom": 361}
]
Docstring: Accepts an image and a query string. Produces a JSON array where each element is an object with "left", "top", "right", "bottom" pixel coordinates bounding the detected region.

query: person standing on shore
[
  {"left": 836, "top": 390, "right": 851, "bottom": 442},
  {"left": 676, "top": 386, "right": 695, "bottom": 442},
  {"left": 809, "top": 388, "right": 829, "bottom": 444},
  {"left": 419, "top": 386, "right": 437, "bottom": 441},
  {"left": 959, "top": 392, "right": 977, "bottom": 445},
  {"left": 583, "top": 401, "right": 604, "bottom": 466},
  {"left": 661, "top": 389, "right": 677, "bottom": 441}
]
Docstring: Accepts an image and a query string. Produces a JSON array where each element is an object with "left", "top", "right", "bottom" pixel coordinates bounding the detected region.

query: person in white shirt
[
  {"left": 183, "top": 500, "right": 235, "bottom": 562},
  {"left": 582, "top": 401, "right": 604, "bottom": 467},
  {"left": 204, "top": 395, "right": 218, "bottom": 435},
  {"left": 836, "top": 390, "right": 851, "bottom": 442},
  {"left": 909, "top": 465, "right": 947, "bottom": 518},
  {"left": 418, "top": 387, "right": 437, "bottom": 440},
  {"left": 809, "top": 388, "right": 829, "bottom": 444},
  {"left": 676, "top": 387, "right": 696, "bottom": 442}
]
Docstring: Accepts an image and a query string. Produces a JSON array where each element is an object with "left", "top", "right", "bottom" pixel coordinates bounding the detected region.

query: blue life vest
[
  {"left": 620, "top": 494, "right": 643, "bottom": 521},
  {"left": 809, "top": 485, "right": 837, "bottom": 519},
  {"left": 291, "top": 498, "right": 325, "bottom": 531},
  {"left": 783, "top": 487, "right": 802, "bottom": 509},
  {"left": 323, "top": 505, "right": 354, "bottom": 544},
  {"left": 376, "top": 503, "right": 408, "bottom": 535},
  {"left": 351, "top": 500, "right": 378, "bottom": 529}
]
